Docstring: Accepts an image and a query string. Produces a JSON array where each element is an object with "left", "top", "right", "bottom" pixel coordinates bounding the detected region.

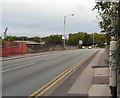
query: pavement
[
  {"left": 68, "top": 49, "right": 111, "bottom": 96},
  {"left": 1, "top": 51, "right": 61, "bottom": 61}
]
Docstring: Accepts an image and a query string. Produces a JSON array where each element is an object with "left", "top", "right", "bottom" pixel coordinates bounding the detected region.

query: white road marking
[{"left": 2, "top": 63, "right": 35, "bottom": 73}]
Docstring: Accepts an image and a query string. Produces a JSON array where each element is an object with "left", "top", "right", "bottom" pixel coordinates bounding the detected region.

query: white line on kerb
[{"left": 2, "top": 63, "right": 35, "bottom": 73}]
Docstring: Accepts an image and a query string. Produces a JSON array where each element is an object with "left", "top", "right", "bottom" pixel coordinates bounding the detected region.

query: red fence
[{"left": 0, "top": 42, "right": 27, "bottom": 57}]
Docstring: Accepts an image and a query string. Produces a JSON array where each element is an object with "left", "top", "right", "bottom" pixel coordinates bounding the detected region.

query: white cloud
[{"left": 2, "top": 0, "right": 100, "bottom": 37}]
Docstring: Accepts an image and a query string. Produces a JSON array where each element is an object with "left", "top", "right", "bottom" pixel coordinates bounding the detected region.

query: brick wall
[{"left": 0, "top": 42, "right": 27, "bottom": 57}]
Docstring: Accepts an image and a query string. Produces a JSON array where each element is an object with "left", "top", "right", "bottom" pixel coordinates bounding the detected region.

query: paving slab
[
  {"left": 94, "top": 68, "right": 109, "bottom": 77},
  {"left": 88, "top": 84, "right": 111, "bottom": 96},
  {"left": 92, "top": 76, "right": 109, "bottom": 84}
]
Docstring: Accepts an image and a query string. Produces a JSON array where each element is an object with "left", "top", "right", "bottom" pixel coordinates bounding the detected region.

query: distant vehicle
[
  {"left": 82, "top": 46, "right": 85, "bottom": 49},
  {"left": 88, "top": 46, "right": 92, "bottom": 49}
]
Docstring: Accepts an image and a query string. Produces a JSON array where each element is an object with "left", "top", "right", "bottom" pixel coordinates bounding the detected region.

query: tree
[
  {"left": 92, "top": 33, "right": 106, "bottom": 47},
  {"left": 94, "top": 2, "right": 120, "bottom": 97},
  {"left": 28, "top": 36, "right": 41, "bottom": 43},
  {"left": 42, "top": 35, "right": 62, "bottom": 45},
  {"left": 68, "top": 32, "right": 88, "bottom": 46},
  {"left": 93, "top": 2, "right": 120, "bottom": 40},
  {"left": 68, "top": 32, "right": 105, "bottom": 47},
  {"left": 3, "top": 27, "right": 8, "bottom": 39},
  {"left": 0, "top": 36, "right": 1, "bottom": 39}
]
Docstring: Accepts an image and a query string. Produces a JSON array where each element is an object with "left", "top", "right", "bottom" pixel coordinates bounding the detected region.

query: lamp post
[
  {"left": 92, "top": 20, "right": 97, "bottom": 48},
  {"left": 93, "top": 33, "right": 94, "bottom": 48},
  {"left": 64, "top": 14, "right": 74, "bottom": 49}
]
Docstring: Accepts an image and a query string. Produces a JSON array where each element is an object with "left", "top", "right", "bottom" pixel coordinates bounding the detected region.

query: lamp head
[{"left": 71, "top": 14, "right": 75, "bottom": 16}]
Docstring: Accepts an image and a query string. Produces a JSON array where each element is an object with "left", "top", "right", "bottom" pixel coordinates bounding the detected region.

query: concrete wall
[{"left": 27, "top": 45, "right": 78, "bottom": 53}]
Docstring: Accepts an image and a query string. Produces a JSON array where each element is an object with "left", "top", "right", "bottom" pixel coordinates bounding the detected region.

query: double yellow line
[{"left": 29, "top": 52, "right": 94, "bottom": 98}]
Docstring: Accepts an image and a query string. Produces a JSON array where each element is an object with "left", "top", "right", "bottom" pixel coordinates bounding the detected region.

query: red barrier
[{"left": 0, "top": 42, "right": 27, "bottom": 57}]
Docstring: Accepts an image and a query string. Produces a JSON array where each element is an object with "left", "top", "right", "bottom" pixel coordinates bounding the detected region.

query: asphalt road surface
[{"left": 2, "top": 49, "right": 99, "bottom": 96}]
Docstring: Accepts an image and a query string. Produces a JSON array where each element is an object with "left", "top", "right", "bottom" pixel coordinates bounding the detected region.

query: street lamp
[
  {"left": 92, "top": 20, "right": 99, "bottom": 48},
  {"left": 63, "top": 14, "right": 75, "bottom": 50},
  {"left": 93, "top": 33, "right": 94, "bottom": 48}
]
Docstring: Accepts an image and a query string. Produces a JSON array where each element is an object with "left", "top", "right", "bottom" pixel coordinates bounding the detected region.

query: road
[{"left": 2, "top": 49, "right": 99, "bottom": 96}]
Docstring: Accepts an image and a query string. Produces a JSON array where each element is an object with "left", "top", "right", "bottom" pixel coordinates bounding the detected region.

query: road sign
[
  {"left": 62, "top": 34, "right": 69, "bottom": 39},
  {"left": 79, "top": 40, "right": 83, "bottom": 44}
]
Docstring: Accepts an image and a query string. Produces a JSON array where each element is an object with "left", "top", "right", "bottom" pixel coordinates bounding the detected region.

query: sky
[{"left": 1, "top": 0, "right": 101, "bottom": 37}]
